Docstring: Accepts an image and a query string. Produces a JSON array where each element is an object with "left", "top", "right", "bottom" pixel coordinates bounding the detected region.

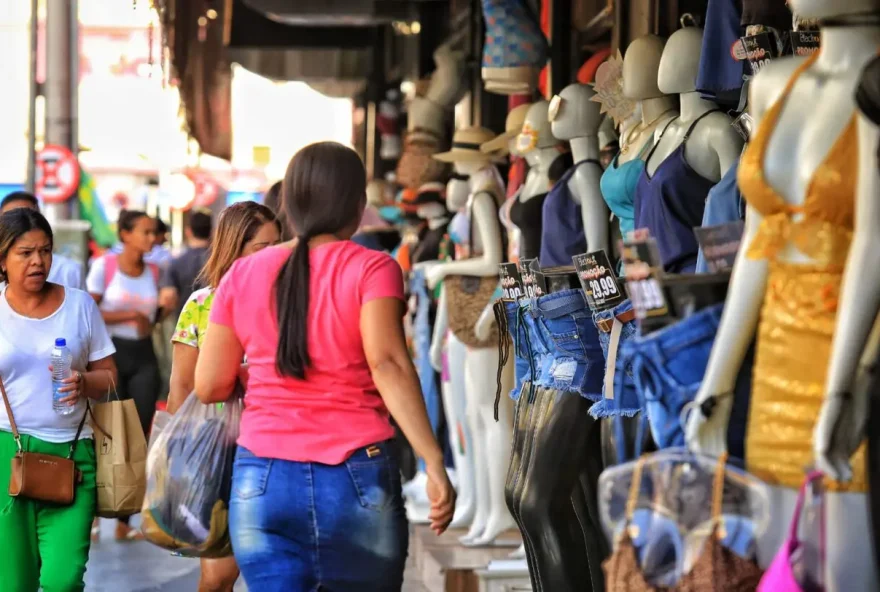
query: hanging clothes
[
  {"left": 697, "top": 0, "right": 746, "bottom": 106},
  {"left": 695, "top": 160, "right": 745, "bottom": 274},
  {"left": 634, "top": 111, "right": 721, "bottom": 274},
  {"left": 481, "top": 0, "right": 548, "bottom": 96}
]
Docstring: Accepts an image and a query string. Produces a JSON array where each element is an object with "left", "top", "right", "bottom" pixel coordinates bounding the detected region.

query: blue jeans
[
  {"left": 229, "top": 443, "right": 408, "bottom": 592},
  {"left": 626, "top": 303, "right": 751, "bottom": 457},
  {"left": 530, "top": 290, "right": 605, "bottom": 401},
  {"left": 590, "top": 299, "right": 640, "bottom": 419},
  {"left": 505, "top": 300, "right": 533, "bottom": 402}
]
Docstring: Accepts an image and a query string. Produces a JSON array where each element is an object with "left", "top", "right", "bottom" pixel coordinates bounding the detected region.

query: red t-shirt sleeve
[
  {"left": 360, "top": 253, "right": 405, "bottom": 305},
  {"left": 209, "top": 262, "right": 239, "bottom": 327}
]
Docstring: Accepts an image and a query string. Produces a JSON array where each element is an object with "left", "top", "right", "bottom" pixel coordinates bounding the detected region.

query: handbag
[
  {"left": 757, "top": 471, "right": 826, "bottom": 592},
  {"left": 0, "top": 373, "right": 86, "bottom": 506}
]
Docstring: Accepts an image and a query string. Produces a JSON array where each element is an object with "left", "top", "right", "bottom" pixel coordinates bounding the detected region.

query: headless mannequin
[
  {"left": 551, "top": 83, "right": 610, "bottom": 253},
  {"left": 686, "top": 3, "right": 880, "bottom": 589},
  {"left": 427, "top": 162, "right": 516, "bottom": 547},
  {"left": 645, "top": 27, "right": 743, "bottom": 181},
  {"left": 619, "top": 35, "right": 679, "bottom": 167},
  {"left": 428, "top": 177, "right": 478, "bottom": 530}
]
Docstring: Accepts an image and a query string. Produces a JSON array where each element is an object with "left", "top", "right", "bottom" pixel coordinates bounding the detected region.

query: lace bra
[
  {"left": 603, "top": 453, "right": 764, "bottom": 591},
  {"left": 737, "top": 53, "right": 858, "bottom": 267}
]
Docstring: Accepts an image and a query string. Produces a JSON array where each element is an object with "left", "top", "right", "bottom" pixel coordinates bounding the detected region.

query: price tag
[
  {"left": 790, "top": 30, "right": 820, "bottom": 57},
  {"left": 620, "top": 235, "right": 668, "bottom": 319},
  {"left": 499, "top": 263, "right": 525, "bottom": 301},
  {"left": 694, "top": 221, "right": 745, "bottom": 273},
  {"left": 572, "top": 250, "right": 624, "bottom": 312},
  {"left": 518, "top": 258, "right": 547, "bottom": 299},
  {"left": 741, "top": 32, "right": 780, "bottom": 75}
]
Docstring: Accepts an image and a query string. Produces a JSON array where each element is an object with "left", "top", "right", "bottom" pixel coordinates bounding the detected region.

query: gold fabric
[
  {"left": 747, "top": 261, "right": 867, "bottom": 492},
  {"left": 738, "top": 52, "right": 857, "bottom": 268}
]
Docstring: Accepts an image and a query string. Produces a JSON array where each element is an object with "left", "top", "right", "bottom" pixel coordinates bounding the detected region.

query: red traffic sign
[{"left": 36, "top": 145, "right": 80, "bottom": 203}]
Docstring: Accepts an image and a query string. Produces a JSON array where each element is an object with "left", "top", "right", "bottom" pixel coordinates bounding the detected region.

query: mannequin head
[
  {"left": 622, "top": 35, "right": 667, "bottom": 100},
  {"left": 658, "top": 27, "right": 704, "bottom": 95},
  {"left": 516, "top": 100, "right": 556, "bottom": 155},
  {"left": 446, "top": 177, "right": 470, "bottom": 211},
  {"left": 481, "top": 103, "right": 531, "bottom": 158},
  {"left": 789, "top": 0, "right": 880, "bottom": 19},
  {"left": 549, "top": 83, "right": 602, "bottom": 141},
  {"left": 454, "top": 160, "right": 489, "bottom": 176}
]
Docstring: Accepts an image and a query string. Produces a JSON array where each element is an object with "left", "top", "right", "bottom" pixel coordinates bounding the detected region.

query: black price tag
[
  {"left": 620, "top": 235, "right": 668, "bottom": 319},
  {"left": 790, "top": 30, "right": 820, "bottom": 57},
  {"left": 572, "top": 250, "right": 624, "bottom": 312},
  {"left": 741, "top": 32, "right": 779, "bottom": 75},
  {"left": 499, "top": 263, "right": 525, "bottom": 301},
  {"left": 694, "top": 221, "right": 745, "bottom": 273},
  {"left": 518, "top": 258, "right": 547, "bottom": 299}
]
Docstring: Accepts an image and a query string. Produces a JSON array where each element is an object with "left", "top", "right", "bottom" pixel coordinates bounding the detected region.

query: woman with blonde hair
[{"left": 168, "top": 201, "right": 280, "bottom": 592}]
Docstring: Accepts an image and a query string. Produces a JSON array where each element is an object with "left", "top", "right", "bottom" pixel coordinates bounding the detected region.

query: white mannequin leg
[
  {"left": 445, "top": 333, "right": 477, "bottom": 529},
  {"left": 463, "top": 346, "right": 517, "bottom": 547},
  {"left": 758, "top": 486, "right": 878, "bottom": 592}
]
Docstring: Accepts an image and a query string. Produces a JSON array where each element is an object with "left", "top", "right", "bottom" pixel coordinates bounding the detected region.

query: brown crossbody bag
[{"left": 0, "top": 374, "right": 85, "bottom": 505}]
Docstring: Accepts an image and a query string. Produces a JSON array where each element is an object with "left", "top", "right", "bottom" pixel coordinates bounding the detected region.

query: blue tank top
[
  {"left": 634, "top": 110, "right": 722, "bottom": 274},
  {"left": 599, "top": 139, "right": 655, "bottom": 239},
  {"left": 539, "top": 160, "right": 600, "bottom": 267}
]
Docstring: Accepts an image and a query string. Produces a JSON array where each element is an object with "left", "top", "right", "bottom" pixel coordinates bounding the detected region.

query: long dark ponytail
[{"left": 275, "top": 142, "right": 367, "bottom": 379}]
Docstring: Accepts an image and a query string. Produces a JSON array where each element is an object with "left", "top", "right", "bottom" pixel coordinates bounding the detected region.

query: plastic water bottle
[{"left": 51, "top": 338, "right": 76, "bottom": 416}]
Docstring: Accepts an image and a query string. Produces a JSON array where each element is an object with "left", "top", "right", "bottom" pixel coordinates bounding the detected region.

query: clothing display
[
  {"left": 738, "top": 54, "right": 865, "bottom": 492},
  {"left": 508, "top": 192, "right": 547, "bottom": 260},
  {"left": 697, "top": 0, "right": 746, "bottom": 105},
  {"left": 695, "top": 160, "right": 745, "bottom": 274},
  {"left": 635, "top": 112, "right": 722, "bottom": 273},
  {"left": 445, "top": 275, "right": 500, "bottom": 348},
  {"left": 480, "top": 0, "right": 548, "bottom": 96},
  {"left": 410, "top": 270, "right": 443, "bottom": 465},
  {"left": 539, "top": 160, "right": 599, "bottom": 268},
  {"left": 600, "top": 137, "right": 656, "bottom": 241}
]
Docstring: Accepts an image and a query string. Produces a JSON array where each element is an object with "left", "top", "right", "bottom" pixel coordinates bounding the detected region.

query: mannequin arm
[
  {"left": 430, "top": 285, "right": 449, "bottom": 372},
  {"left": 474, "top": 298, "right": 497, "bottom": 343},
  {"left": 426, "top": 193, "right": 503, "bottom": 287},
  {"left": 685, "top": 205, "right": 768, "bottom": 456},
  {"left": 815, "top": 115, "right": 880, "bottom": 480},
  {"left": 578, "top": 165, "right": 611, "bottom": 253}
]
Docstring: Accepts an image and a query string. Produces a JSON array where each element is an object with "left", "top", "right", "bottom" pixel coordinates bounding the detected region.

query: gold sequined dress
[{"left": 737, "top": 53, "right": 867, "bottom": 492}]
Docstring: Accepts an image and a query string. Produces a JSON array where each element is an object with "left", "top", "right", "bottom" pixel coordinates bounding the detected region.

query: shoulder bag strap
[{"left": 0, "top": 373, "right": 22, "bottom": 450}]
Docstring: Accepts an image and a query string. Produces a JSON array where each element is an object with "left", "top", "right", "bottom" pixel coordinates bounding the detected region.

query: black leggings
[
  {"left": 111, "top": 336, "right": 160, "bottom": 438},
  {"left": 506, "top": 386, "right": 608, "bottom": 592}
]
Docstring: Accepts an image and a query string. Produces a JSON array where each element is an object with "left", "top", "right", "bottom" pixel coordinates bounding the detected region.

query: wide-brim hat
[
  {"left": 480, "top": 103, "right": 531, "bottom": 156},
  {"left": 432, "top": 127, "right": 498, "bottom": 163}
]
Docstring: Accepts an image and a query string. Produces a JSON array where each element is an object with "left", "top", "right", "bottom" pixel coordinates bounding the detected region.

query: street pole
[
  {"left": 43, "top": 0, "right": 77, "bottom": 223},
  {"left": 25, "top": 0, "right": 38, "bottom": 193}
]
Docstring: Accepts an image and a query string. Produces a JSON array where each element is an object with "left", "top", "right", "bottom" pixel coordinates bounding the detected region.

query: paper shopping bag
[{"left": 91, "top": 398, "right": 148, "bottom": 518}]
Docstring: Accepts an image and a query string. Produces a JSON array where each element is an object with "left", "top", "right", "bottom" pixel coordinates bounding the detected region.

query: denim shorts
[
  {"left": 626, "top": 303, "right": 751, "bottom": 454},
  {"left": 590, "top": 299, "right": 640, "bottom": 419},
  {"left": 529, "top": 289, "right": 605, "bottom": 401},
  {"left": 505, "top": 300, "right": 533, "bottom": 402},
  {"left": 229, "top": 443, "right": 408, "bottom": 592}
]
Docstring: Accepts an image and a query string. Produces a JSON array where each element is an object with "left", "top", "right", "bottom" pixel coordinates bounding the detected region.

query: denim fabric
[
  {"left": 626, "top": 303, "right": 753, "bottom": 455},
  {"left": 229, "top": 443, "right": 408, "bottom": 592},
  {"left": 590, "top": 299, "right": 641, "bottom": 419},
  {"left": 529, "top": 289, "right": 605, "bottom": 401},
  {"left": 695, "top": 160, "right": 744, "bottom": 273},
  {"left": 505, "top": 300, "right": 532, "bottom": 401},
  {"left": 411, "top": 270, "right": 442, "bottom": 471}
]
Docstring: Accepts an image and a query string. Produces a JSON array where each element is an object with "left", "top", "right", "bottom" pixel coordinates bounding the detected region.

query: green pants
[{"left": 0, "top": 429, "right": 97, "bottom": 592}]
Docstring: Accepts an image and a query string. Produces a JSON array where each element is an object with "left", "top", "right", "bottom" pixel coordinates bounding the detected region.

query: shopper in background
[
  {"left": 0, "top": 192, "right": 85, "bottom": 290},
  {"left": 86, "top": 209, "right": 164, "bottom": 541},
  {"left": 146, "top": 217, "right": 173, "bottom": 273},
  {"left": 160, "top": 209, "right": 213, "bottom": 324},
  {"left": 167, "top": 201, "right": 279, "bottom": 592},
  {"left": 194, "top": 142, "right": 455, "bottom": 591},
  {"left": 0, "top": 208, "right": 117, "bottom": 591},
  {"left": 262, "top": 180, "right": 291, "bottom": 241}
]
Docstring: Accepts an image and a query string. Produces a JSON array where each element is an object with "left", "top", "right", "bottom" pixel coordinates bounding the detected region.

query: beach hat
[
  {"left": 480, "top": 103, "right": 531, "bottom": 156},
  {"left": 432, "top": 127, "right": 498, "bottom": 163}
]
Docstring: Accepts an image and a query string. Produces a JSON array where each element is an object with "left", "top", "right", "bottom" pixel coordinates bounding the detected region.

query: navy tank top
[
  {"left": 539, "top": 160, "right": 601, "bottom": 267},
  {"left": 634, "top": 110, "right": 723, "bottom": 274}
]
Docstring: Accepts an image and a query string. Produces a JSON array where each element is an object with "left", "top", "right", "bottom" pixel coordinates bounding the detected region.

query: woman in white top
[
  {"left": 0, "top": 208, "right": 117, "bottom": 591},
  {"left": 86, "top": 209, "right": 165, "bottom": 540}
]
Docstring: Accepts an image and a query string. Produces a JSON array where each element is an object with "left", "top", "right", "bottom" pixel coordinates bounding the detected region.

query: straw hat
[
  {"left": 480, "top": 103, "right": 531, "bottom": 156},
  {"left": 432, "top": 127, "right": 498, "bottom": 163}
]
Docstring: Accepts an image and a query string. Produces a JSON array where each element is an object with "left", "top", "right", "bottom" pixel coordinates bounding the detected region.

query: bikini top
[
  {"left": 600, "top": 132, "right": 657, "bottom": 237},
  {"left": 509, "top": 191, "right": 547, "bottom": 260},
  {"left": 738, "top": 53, "right": 858, "bottom": 267},
  {"left": 603, "top": 453, "right": 764, "bottom": 591}
]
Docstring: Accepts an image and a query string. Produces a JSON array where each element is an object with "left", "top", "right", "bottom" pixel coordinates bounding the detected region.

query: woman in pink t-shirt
[{"left": 194, "top": 142, "right": 454, "bottom": 592}]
